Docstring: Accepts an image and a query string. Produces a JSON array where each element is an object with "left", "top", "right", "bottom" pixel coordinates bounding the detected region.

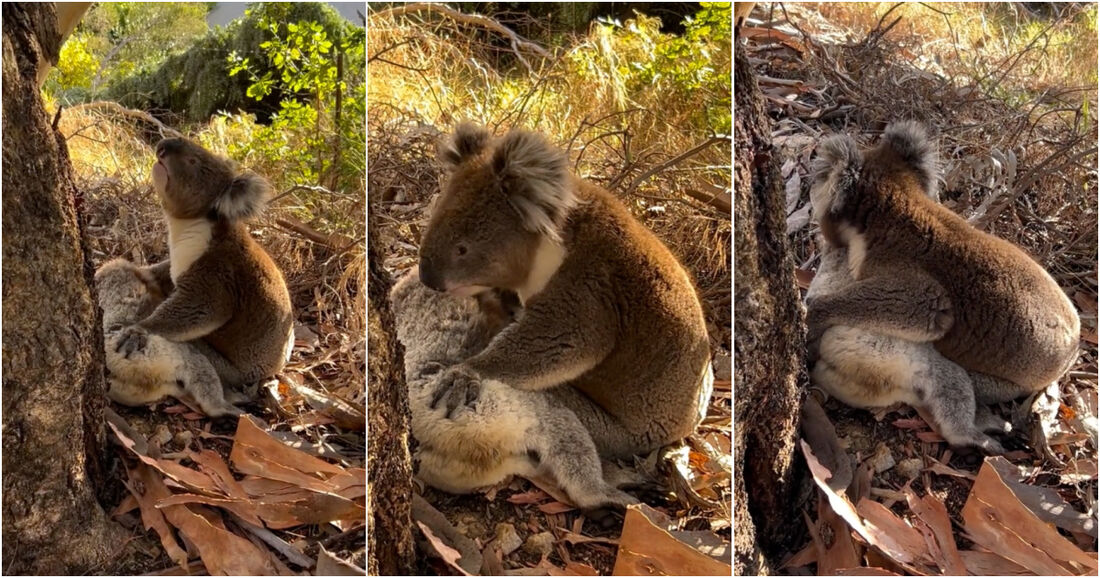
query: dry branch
[
  {"left": 369, "top": 2, "right": 549, "bottom": 73},
  {"left": 623, "top": 136, "right": 728, "bottom": 196}
]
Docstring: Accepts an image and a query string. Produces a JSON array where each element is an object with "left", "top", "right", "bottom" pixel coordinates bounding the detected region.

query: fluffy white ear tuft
[
  {"left": 491, "top": 129, "right": 575, "bottom": 241},
  {"left": 882, "top": 121, "right": 941, "bottom": 200},
  {"left": 810, "top": 134, "right": 862, "bottom": 221},
  {"left": 438, "top": 122, "right": 492, "bottom": 168},
  {"left": 215, "top": 171, "right": 272, "bottom": 220}
]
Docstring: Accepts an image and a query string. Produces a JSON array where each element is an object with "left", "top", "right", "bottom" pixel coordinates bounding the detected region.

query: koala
[
  {"left": 390, "top": 270, "right": 638, "bottom": 509},
  {"left": 807, "top": 244, "right": 1013, "bottom": 453},
  {"left": 115, "top": 137, "right": 294, "bottom": 388},
  {"left": 807, "top": 121, "right": 1080, "bottom": 410},
  {"left": 418, "top": 123, "right": 714, "bottom": 459},
  {"left": 96, "top": 258, "right": 242, "bottom": 417}
]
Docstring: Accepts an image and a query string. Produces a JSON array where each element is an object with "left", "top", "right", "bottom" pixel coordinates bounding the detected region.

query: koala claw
[
  {"left": 430, "top": 366, "right": 481, "bottom": 417},
  {"left": 115, "top": 325, "right": 149, "bottom": 358}
]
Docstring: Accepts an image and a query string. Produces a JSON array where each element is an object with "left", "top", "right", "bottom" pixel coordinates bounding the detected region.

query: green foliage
[
  {"left": 569, "top": 3, "right": 732, "bottom": 135},
  {"left": 106, "top": 2, "right": 353, "bottom": 124},
  {"left": 44, "top": 2, "right": 210, "bottom": 101},
  {"left": 217, "top": 4, "right": 366, "bottom": 200}
]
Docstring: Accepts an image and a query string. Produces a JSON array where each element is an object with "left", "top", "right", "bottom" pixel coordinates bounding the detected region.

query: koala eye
[{"left": 456, "top": 244, "right": 468, "bottom": 257}]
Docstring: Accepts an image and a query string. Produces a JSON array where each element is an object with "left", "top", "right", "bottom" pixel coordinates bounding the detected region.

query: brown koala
[
  {"left": 418, "top": 123, "right": 714, "bottom": 459},
  {"left": 807, "top": 121, "right": 1080, "bottom": 404},
  {"left": 116, "top": 137, "right": 294, "bottom": 387}
]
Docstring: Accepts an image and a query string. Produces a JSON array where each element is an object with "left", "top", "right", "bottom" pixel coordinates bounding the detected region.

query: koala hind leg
[{"left": 530, "top": 407, "right": 639, "bottom": 510}]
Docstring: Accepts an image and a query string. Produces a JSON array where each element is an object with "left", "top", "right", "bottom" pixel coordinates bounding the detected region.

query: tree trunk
[
  {"left": 1, "top": 3, "right": 127, "bottom": 574},
  {"left": 732, "top": 38, "right": 810, "bottom": 574},
  {"left": 365, "top": 210, "right": 416, "bottom": 575}
]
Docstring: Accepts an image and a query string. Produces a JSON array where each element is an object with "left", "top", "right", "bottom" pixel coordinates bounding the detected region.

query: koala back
[{"left": 810, "top": 122, "right": 1080, "bottom": 388}]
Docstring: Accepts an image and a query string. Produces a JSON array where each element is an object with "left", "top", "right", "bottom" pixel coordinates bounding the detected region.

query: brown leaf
[
  {"left": 958, "top": 550, "right": 1032, "bottom": 575},
  {"left": 800, "top": 440, "right": 934, "bottom": 574},
  {"left": 316, "top": 545, "right": 365, "bottom": 575},
  {"left": 417, "top": 521, "right": 474, "bottom": 576},
  {"left": 611, "top": 504, "right": 731, "bottom": 576},
  {"left": 109, "top": 421, "right": 220, "bottom": 494},
  {"left": 962, "top": 459, "right": 1098, "bottom": 575},
  {"left": 537, "top": 501, "right": 576, "bottom": 515},
  {"left": 905, "top": 487, "right": 966, "bottom": 575},
  {"left": 160, "top": 500, "right": 282, "bottom": 575},
  {"left": 127, "top": 464, "right": 189, "bottom": 568}
]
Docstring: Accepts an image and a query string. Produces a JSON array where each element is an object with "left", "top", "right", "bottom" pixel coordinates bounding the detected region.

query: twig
[
  {"left": 623, "top": 136, "right": 728, "bottom": 196},
  {"left": 370, "top": 2, "right": 549, "bottom": 73}
]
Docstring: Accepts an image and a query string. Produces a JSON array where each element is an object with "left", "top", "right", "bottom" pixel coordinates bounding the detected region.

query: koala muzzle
[
  {"left": 155, "top": 138, "right": 184, "bottom": 158},
  {"left": 418, "top": 258, "right": 446, "bottom": 292}
]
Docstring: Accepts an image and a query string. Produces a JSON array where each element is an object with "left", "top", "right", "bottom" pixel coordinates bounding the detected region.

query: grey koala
[
  {"left": 390, "top": 269, "right": 638, "bottom": 510},
  {"left": 97, "top": 258, "right": 243, "bottom": 417}
]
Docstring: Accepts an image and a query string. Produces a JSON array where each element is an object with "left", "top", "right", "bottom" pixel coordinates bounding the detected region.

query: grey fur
[
  {"left": 491, "top": 130, "right": 576, "bottom": 241},
  {"left": 437, "top": 121, "right": 492, "bottom": 167},
  {"left": 390, "top": 270, "right": 638, "bottom": 510},
  {"left": 810, "top": 134, "right": 863, "bottom": 221},
  {"left": 97, "top": 259, "right": 243, "bottom": 418},
  {"left": 214, "top": 171, "right": 272, "bottom": 221},
  {"left": 882, "top": 121, "right": 941, "bottom": 200}
]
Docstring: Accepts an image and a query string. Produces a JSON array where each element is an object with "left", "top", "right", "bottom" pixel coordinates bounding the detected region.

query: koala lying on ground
[
  {"left": 97, "top": 258, "right": 242, "bottom": 417},
  {"left": 116, "top": 137, "right": 294, "bottom": 389},
  {"left": 806, "top": 121, "right": 1080, "bottom": 452},
  {"left": 807, "top": 244, "right": 1012, "bottom": 453},
  {"left": 390, "top": 270, "right": 638, "bottom": 509},
  {"left": 418, "top": 123, "right": 714, "bottom": 459}
]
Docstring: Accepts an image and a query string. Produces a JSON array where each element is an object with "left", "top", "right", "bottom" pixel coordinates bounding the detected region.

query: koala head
[
  {"left": 810, "top": 121, "right": 940, "bottom": 243},
  {"left": 418, "top": 123, "right": 575, "bottom": 295},
  {"left": 152, "top": 137, "right": 272, "bottom": 221},
  {"left": 95, "top": 259, "right": 162, "bottom": 327}
]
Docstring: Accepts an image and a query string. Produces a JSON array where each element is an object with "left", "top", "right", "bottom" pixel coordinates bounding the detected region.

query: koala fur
[
  {"left": 807, "top": 245, "right": 1012, "bottom": 453},
  {"left": 390, "top": 270, "right": 638, "bottom": 509},
  {"left": 807, "top": 121, "right": 1080, "bottom": 397},
  {"left": 97, "top": 259, "right": 242, "bottom": 417},
  {"left": 116, "top": 137, "right": 294, "bottom": 387},
  {"left": 418, "top": 123, "right": 714, "bottom": 459}
]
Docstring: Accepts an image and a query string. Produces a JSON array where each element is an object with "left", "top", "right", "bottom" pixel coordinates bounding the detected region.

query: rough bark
[
  {"left": 732, "top": 38, "right": 810, "bottom": 575},
  {"left": 366, "top": 210, "right": 416, "bottom": 575},
  {"left": 1, "top": 3, "right": 126, "bottom": 573}
]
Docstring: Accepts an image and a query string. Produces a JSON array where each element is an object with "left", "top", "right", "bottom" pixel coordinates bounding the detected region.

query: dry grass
[
  {"left": 367, "top": 5, "right": 732, "bottom": 348},
  {"left": 57, "top": 102, "right": 365, "bottom": 407}
]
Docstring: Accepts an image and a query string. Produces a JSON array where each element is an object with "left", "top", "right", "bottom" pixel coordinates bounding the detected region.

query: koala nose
[
  {"left": 418, "top": 257, "right": 445, "bottom": 292},
  {"left": 155, "top": 138, "right": 181, "bottom": 159}
]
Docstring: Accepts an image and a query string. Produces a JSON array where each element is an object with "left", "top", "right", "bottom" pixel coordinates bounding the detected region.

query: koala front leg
[
  {"left": 143, "top": 260, "right": 175, "bottom": 296},
  {"left": 432, "top": 282, "right": 615, "bottom": 414},
  {"left": 116, "top": 275, "right": 232, "bottom": 357},
  {"left": 806, "top": 269, "right": 953, "bottom": 344}
]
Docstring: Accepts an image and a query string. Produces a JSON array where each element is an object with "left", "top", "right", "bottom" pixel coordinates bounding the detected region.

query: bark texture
[
  {"left": 366, "top": 212, "right": 416, "bottom": 575},
  {"left": 1, "top": 3, "right": 125, "bottom": 573},
  {"left": 732, "top": 38, "right": 810, "bottom": 575}
]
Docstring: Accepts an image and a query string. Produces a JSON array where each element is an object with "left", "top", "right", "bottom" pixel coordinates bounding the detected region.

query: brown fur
[
  {"left": 809, "top": 122, "right": 1079, "bottom": 394},
  {"left": 116, "top": 138, "right": 293, "bottom": 387},
  {"left": 419, "top": 124, "right": 713, "bottom": 458}
]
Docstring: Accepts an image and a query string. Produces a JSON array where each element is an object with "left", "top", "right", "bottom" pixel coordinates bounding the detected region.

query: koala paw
[
  {"left": 928, "top": 293, "right": 954, "bottom": 335},
  {"left": 430, "top": 365, "right": 481, "bottom": 418},
  {"left": 115, "top": 325, "right": 149, "bottom": 359}
]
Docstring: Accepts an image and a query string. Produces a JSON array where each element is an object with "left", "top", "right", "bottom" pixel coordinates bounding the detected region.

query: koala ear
[
  {"left": 811, "top": 133, "right": 863, "bottom": 219},
  {"left": 215, "top": 171, "right": 272, "bottom": 220},
  {"left": 438, "top": 122, "right": 491, "bottom": 168},
  {"left": 882, "top": 121, "right": 941, "bottom": 200},
  {"left": 491, "top": 129, "right": 575, "bottom": 241}
]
